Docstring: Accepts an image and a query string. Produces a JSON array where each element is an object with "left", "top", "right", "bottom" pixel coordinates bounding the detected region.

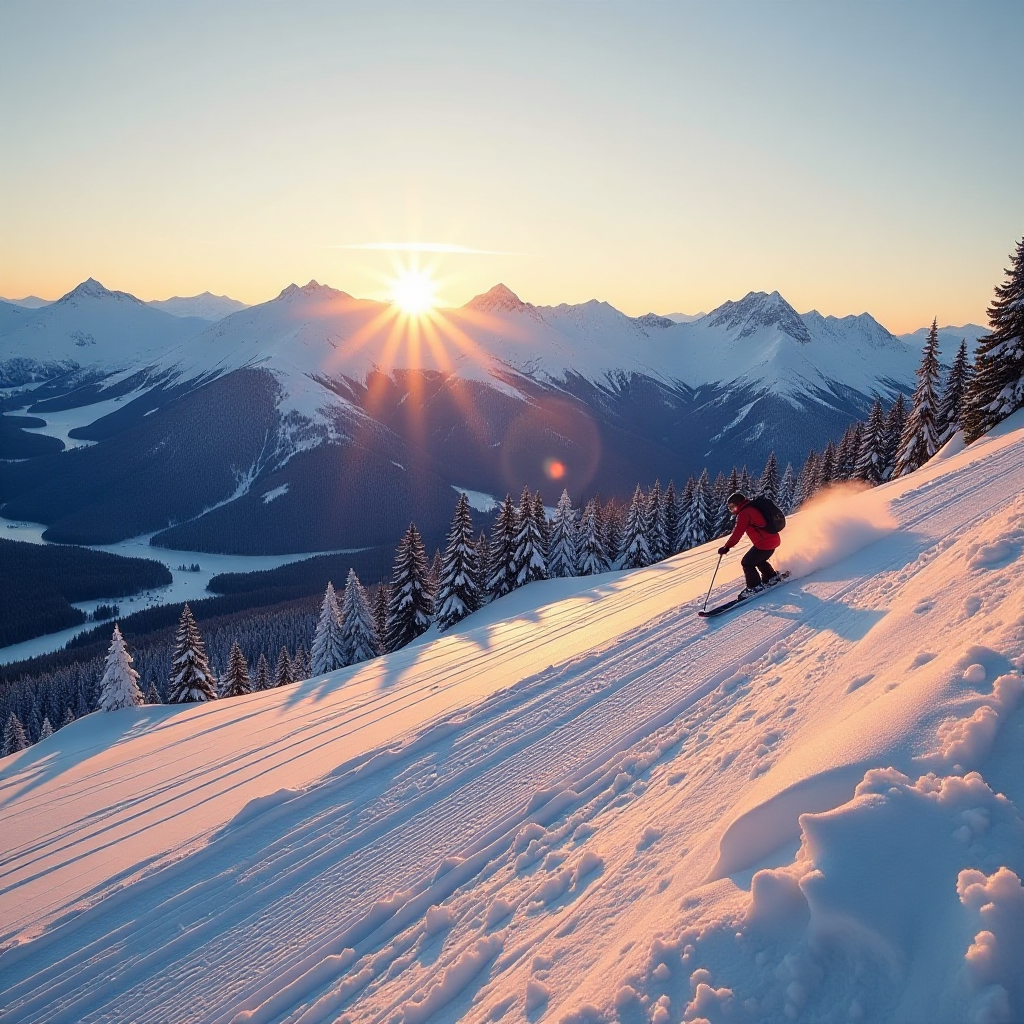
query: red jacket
[{"left": 724, "top": 500, "right": 781, "bottom": 551}]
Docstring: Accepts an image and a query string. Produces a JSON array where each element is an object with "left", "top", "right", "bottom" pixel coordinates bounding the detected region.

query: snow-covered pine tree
[
  {"left": 882, "top": 395, "right": 906, "bottom": 480},
  {"left": 145, "top": 681, "right": 162, "bottom": 704},
  {"left": 577, "top": 499, "right": 609, "bottom": 575},
  {"left": 547, "top": 489, "right": 579, "bottom": 578},
  {"left": 855, "top": 398, "right": 887, "bottom": 485},
  {"left": 427, "top": 550, "right": 443, "bottom": 602},
  {"left": 758, "top": 453, "right": 780, "bottom": 501},
  {"left": 818, "top": 440, "right": 837, "bottom": 490},
  {"left": 167, "top": 605, "right": 217, "bottom": 703},
  {"left": 252, "top": 651, "right": 270, "bottom": 692},
  {"left": 646, "top": 480, "right": 668, "bottom": 560},
  {"left": 938, "top": 338, "right": 972, "bottom": 444},
  {"left": 385, "top": 522, "right": 434, "bottom": 652},
  {"left": 339, "top": 568, "right": 380, "bottom": 663},
  {"left": 473, "top": 531, "right": 490, "bottom": 602},
  {"left": 896, "top": 319, "right": 942, "bottom": 475},
  {"left": 487, "top": 495, "right": 519, "bottom": 599},
  {"left": 689, "top": 469, "right": 714, "bottom": 547},
  {"left": 435, "top": 493, "right": 481, "bottom": 632},
  {"left": 834, "top": 422, "right": 861, "bottom": 481},
  {"left": 274, "top": 646, "right": 294, "bottom": 687},
  {"left": 61, "top": 706, "right": 75, "bottom": 728},
  {"left": 795, "top": 450, "right": 820, "bottom": 508},
  {"left": 778, "top": 463, "right": 797, "bottom": 513},
  {"left": 963, "top": 236, "right": 1024, "bottom": 442},
  {"left": 511, "top": 486, "right": 547, "bottom": 586},
  {"left": 220, "top": 641, "right": 251, "bottom": 697},
  {"left": 533, "top": 491, "right": 551, "bottom": 560},
  {"left": 293, "top": 644, "right": 309, "bottom": 681},
  {"left": 620, "top": 484, "right": 653, "bottom": 569},
  {"left": 99, "top": 624, "right": 143, "bottom": 711},
  {"left": 601, "top": 499, "right": 623, "bottom": 564},
  {"left": 310, "top": 581, "right": 346, "bottom": 675},
  {"left": 738, "top": 466, "right": 755, "bottom": 497},
  {"left": 39, "top": 717, "right": 53, "bottom": 740},
  {"left": 371, "top": 584, "right": 389, "bottom": 647},
  {"left": 3, "top": 713, "right": 28, "bottom": 756},
  {"left": 663, "top": 481, "right": 681, "bottom": 556}
]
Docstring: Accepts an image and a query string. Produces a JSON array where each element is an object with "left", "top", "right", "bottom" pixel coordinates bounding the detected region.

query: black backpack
[{"left": 748, "top": 495, "right": 786, "bottom": 533}]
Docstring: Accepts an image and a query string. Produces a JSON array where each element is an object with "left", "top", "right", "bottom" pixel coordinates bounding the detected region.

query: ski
[{"left": 698, "top": 571, "right": 790, "bottom": 618}]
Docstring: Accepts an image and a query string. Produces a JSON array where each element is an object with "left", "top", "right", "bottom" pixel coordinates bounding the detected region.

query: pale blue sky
[{"left": 1, "top": 1, "right": 1021, "bottom": 330}]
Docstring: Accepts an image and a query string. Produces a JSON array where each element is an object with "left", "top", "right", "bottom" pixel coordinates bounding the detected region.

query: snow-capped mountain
[
  {"left": 0, "top": 278, "right": 209, "bottom": 386},
  {"left": 147, "top": 291, "right": 249, "bottom": 320},
  {"left": 0, "top": 294, "right": 52, "bottom": 309},
  {"left": 1, "top": 278, "right": 933, "bottom": 556},
  {"left": 899, "top": 321, "right": 988, "bottom": 358},
  {"left": 3, "top": 412, "right": 1023, "bottom": 1024}
]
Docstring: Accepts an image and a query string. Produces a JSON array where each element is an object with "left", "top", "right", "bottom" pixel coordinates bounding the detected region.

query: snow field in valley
[{"left": 2, "top": 416, "right": 1024, "bottom": 1023}]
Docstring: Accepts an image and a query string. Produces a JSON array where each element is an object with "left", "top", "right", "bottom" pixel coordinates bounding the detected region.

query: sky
[{"left": 1, "top": 1, "right": 1021, "bottom": 332}]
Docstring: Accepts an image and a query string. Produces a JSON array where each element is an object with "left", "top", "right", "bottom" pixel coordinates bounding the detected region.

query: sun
[{"left": 390, "top": 266, "right": 438, "bottom": 316}]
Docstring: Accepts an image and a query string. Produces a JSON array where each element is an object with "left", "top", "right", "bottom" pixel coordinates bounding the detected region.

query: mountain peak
[
  {"left": 56, "top": 278, "right": 144, "bottom": 307},
  {"left": 276, "top": 281, "right": 350, "bottom": 303},
  {"left": 464, "top": 283, "right": 533, "bottom": 314},
  {"left": 705, "top": 290, "right": 811, "bottom": 343}
]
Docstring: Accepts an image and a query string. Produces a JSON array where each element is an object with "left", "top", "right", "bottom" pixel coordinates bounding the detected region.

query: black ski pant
[{"left": 741, "top": 545, "right": 778, "bottom": 589}]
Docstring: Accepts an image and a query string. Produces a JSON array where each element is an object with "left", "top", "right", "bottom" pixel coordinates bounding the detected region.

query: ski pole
[{"left": 702, "top": 553, "right": 723, "bottom": 612}]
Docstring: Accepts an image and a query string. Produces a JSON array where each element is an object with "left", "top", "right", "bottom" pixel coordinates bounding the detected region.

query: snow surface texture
[{"left": 2, "top": 413, "right": 1024, "bottom": 1023}]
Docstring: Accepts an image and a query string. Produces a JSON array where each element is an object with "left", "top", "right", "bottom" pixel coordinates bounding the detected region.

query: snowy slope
[
  {"left": 147, "top": 292, "right": 249, "bottom": 320},
  {"left": 0, "top": 279, "right": 210, "bottom": 384},
  {"left": 2, "top": 414, "right": 1024, "bottom": 1024}
]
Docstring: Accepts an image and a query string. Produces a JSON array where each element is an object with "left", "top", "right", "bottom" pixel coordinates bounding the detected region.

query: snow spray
[{"left": 779, "top": 482, "right": 897, "bottom": 579}]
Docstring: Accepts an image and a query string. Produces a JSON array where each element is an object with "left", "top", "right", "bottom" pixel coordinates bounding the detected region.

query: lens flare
[
  {"left": 390, "top": 266, "right": 437, "bottom": 316},
  {"left": 544, "top": 458, "right": 566, "bottom": 480}
]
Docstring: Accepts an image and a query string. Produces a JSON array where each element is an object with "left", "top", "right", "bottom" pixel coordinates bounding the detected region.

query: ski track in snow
[{"left": 2, "top": 436, "right": 1024, "bottom": 1023}]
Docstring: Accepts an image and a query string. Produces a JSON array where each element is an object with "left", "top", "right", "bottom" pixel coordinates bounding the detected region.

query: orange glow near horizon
[{"left": 390, "top": 265, "right": 438, "bottom": 316}]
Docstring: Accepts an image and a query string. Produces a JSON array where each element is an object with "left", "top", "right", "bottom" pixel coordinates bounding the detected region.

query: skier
[{"left": 718, "top": 491, "right": 782, "bottom": 597}]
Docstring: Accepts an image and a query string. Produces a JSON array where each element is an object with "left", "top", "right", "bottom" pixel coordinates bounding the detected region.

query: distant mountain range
[{"left": 0, "top": 277, "right": 987, "bottom": 557}]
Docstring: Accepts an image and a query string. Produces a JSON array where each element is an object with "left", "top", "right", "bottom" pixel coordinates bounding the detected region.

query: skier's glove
[{"left": 718, "top": 546, "right": 730, "bottom": 555}]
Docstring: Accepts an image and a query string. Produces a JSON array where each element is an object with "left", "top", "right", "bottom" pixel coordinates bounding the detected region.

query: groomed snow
[{"left": 2, "top": 414, "right": 1024, "bottom": 1023}]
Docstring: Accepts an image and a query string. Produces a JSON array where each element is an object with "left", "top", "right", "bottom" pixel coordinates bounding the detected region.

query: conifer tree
[
  {"left": 473, "top": 531, "right": 491, "bottom": 601},
  {"left": 646, "top": 480, "right": 668, "bottom": 560},
  {"left": 577, "top": 499, "right": 609, "bottom": 575},
  {"left": 435, "top": 493, "right": 481, "bottom": 632},
  {"left": 371, "top": 585, "right": 390, "bottom": 647},
  {"left": 254, "top": 652, "right": 271, "bottom": 692},
  {"left": 795, "top": 450, "right": 820, "bottom": 507},
  {"left": 428, "top": 550, "right": 443, "bottom": 601},
  {"left": 340, "top": 568, "right": 380, "bottom": 662},
  {"left": 882, "top": 396, "right": 906, "bottom": 480},
  {"left": 818, "top": 440, "right": 837, "bottom": 489},
  {"left": 3, "top": 713, "right": 28, "bottom": 756},
  {"left": 39, "top": 717, "right": 53, "bottom": 740},
  {"left": 758, "top": 453, "right": 780, "bottom": 501},
  {"left": 274, "top": 646, "right": 294, "bottom": 687},
  {"left": 855, "top": 398, "right": 887, "bottom": 485},
  {"left": 385, "top": 522, "right": 434, "bottom": 652},
  {"left": 663, "top": 481, "right": 681, "bottom": 555},
  {"left": 602, "top": 499, "right": 623, "bottom": 563},
  {"left": 100, "top": 624, "right": 143, "bottom": 711},
  {"left": 547, "top": 489, "right": 579, "bottom": 578},
  {"left": 311, "top": 581, "right": 346, "bottom": 675},
  {"left": 533, "top": 491, "right": 551, "bottom": 559},
  {"left": 686, "top": 469, "right": 714, "bottom": 547},
  {"left": 896, "top": 319, "right": 942, "bottom": 475},
  {"left": 293, "top": 645, "right": 309, "bottom": 681},
  {"left": 963, "top": 237, "right": 1024, "bottom": 442},
  {"left": 145, "top": 681, "right": 162, "bottom": 705},
  {"left": 834, "top": 422, "right": 861, "bottom": 481},
  {"left": 620, "top": 484, "right": 653, "bottom": 569},
  {"left": 487, "top": 495, "right": 519, "bottom": 599},
  {"left": 511, "top": 486, "right": 547, "bottom": 586},
  {"left": 61, "top": 706, "right": 75, "bottom": 729},
  {"left": 778, "top": 463, "right": 797, "bottom": 513},
  {"left": 167, "top": 605, "right": 217, "bottom": 703},
  {"left": 938, "top": 339, "right": 972, "bottom": 444},
  {"left": 738, "top": 466, "right": 755, "bottom": 497},
  {"left": 220, "top": 641, "right": 251, "bottom": 698}
]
